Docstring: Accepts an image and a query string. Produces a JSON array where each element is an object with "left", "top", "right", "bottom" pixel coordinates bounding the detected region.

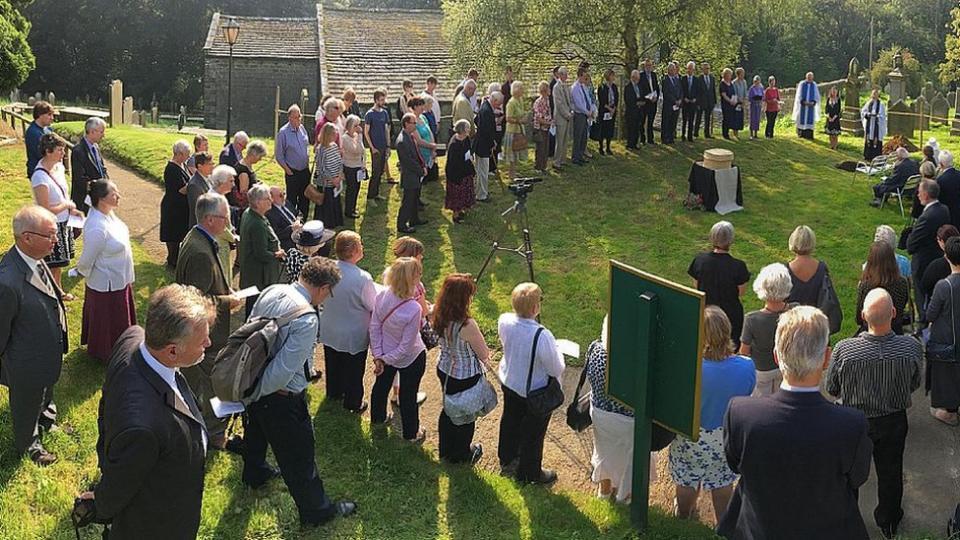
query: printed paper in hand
[
  {"left": 672, "top": 105, "right": 680, "bottom": 111},
  {"left": 234, "top": 286, "right": 260, "bottom": 299},
  {"left": 603, "top": 112, "right": 613, "bottom": 121},
  {"left": 67, "top": 214, "right": 85, "bottom": 229},
  {"left": 210, "top": 397, "right": 245, "bottom": 418},
  {"left": 357, "top": 169, "right": 368, "bottom": 181},
  {"left": 549, "top": 125, "right": 556, "bottom": 136},
  {"left": 333, "top": 183, "right": 343, "bottom": 198},
  {"left": 556, "top": 339, "right": 581, "bottom": 359},
  {"left": 645, "top": 92, "right": 658, "bottom": 100},
  {"left": 67, "top": 268, "right": 79, "bottom": 278},
  {"left": 464, "top": 150, "right": 472, "bottom": 162}
]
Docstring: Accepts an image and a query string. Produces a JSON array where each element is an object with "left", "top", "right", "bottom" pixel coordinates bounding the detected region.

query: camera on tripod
[{"left": 507, "top": 177, "right": 543, "bottom": 199}]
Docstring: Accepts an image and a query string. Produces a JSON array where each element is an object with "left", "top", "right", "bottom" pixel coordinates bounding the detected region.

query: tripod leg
[
  {"left": 519, "top": 206, "right": 535, "bottom": 283},
  {"left": 475, "top": 241, "right": 499, "bottom": 283}
]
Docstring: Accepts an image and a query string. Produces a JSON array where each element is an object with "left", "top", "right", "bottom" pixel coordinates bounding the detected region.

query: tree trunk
[{"left": 619, "top": 0, "right": 639, "bottom": 75}]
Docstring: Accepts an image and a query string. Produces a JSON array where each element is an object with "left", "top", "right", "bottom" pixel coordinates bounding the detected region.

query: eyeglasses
[
  {"left": 23, "top": 230, "right": 57, "bottom": 242},
  {"left": 210, "top": 214, "right": 230, "bottom": 221}
]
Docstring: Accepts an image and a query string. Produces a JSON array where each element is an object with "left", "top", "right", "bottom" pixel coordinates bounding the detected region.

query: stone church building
[{"left": 203, "top": 4, "right": 455, "bottom": 136}]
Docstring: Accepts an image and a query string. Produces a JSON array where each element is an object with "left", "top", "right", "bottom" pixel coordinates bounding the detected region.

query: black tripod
[{"left": 476, "top": 178, "right": 539, "bottom": 284}]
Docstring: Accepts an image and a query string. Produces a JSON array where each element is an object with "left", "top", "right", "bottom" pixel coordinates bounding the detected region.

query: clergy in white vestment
[
  {"left": 861, "top": 88, "right": 887, "bottom": 160},
  {"left": 792, "top": 72, "right": 820, "bottom": 140}
]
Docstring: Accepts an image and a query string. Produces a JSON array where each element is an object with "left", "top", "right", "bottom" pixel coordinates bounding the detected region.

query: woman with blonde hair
[
  {"left": 386, "top": 236, "right": 429, "bottom": 406},
  {"left": 740, "top": 263, "right": 792, "bottom": 395},
  {"left": 503, "top": 80, "right": 529, "bottom": 180},
  {"left": 341, "top": 114, "right": 365, "bottom": 219},
  {"left": 369, "top": 257, "right": 428, "bottom": 442},
  {"left": 786, "top": 225, "right": 828, "bottom": 306},
  {"left": 532, "top": 81, "right": 553, "bottom": 173},
  {"left": 669, "top": 306, "right": 755, "bottom": 519},
  {"left": 312, "top": 122, "right": 344, "bottom": 228}
]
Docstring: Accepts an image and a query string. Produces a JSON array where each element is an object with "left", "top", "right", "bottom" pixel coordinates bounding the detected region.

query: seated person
[{"left": 872, "top": 147, "right": 919, "bottom": 206}]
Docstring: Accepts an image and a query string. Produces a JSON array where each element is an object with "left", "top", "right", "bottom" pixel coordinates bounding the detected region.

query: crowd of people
[{"left": 3, "top": 59, "right": 957, "bottom": 539}]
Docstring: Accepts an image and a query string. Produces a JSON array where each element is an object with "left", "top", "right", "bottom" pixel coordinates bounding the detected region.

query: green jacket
[
  {"left": 175, "top": 226, "right": 232, "bottom": 349},
  {"left": 238, "top": 208, "right": 282, "bottom": 290}
]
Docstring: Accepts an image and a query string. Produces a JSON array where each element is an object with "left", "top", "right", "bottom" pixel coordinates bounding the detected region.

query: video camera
[{"left": 507, "top": 177, "right": 543, "bottom": 200}]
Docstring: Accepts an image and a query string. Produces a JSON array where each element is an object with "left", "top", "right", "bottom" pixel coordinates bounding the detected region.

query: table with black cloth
[{"left": 687, "top": 162, "right": 743, "bottom": 213}]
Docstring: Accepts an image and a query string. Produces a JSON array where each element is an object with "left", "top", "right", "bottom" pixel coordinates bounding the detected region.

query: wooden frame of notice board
[{"left": 604, "top": 259, "right": 706, "bottom": 530}]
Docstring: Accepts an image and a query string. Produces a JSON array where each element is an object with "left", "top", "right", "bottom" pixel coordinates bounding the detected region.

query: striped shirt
[
  {"left": 437, "top": 321, "right": 482, "bottom": 380},
  {"left": 826, "top": 332, "right": 922, "bottom": 418},
  {"left": 313, "top": 144, "right": 342, "bottom": 188}
]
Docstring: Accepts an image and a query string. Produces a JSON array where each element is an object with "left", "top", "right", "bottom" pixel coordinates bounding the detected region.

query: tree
[
  {"left": 0, "top": 0, "right": 35, "bottom": 92},
  {"left": 940, "top": 5, "right": 960, "bottom": 85},
  {"left": 442, "top": 0, "right": 750, "bottom": 79},
  {"left": 871, "top": 46, "right": 922, "bottom": 96}
]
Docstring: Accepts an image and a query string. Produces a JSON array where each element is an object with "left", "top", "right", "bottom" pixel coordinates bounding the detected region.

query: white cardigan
[{"left": 76, "top": 208, "right": 135, "bottom": 292}]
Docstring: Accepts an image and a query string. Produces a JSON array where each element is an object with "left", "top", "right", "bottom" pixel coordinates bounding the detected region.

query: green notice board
[{"left": 606, "top": 260, "right": 705, "bottom": 439}]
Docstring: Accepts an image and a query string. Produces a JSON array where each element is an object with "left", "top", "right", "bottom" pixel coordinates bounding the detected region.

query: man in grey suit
[
  {"left": 0, "top": 206, "right": 68, "bottom": 466},
  {"left": 396, "top": 113, "right": 427, "bottom": 234},
  {"left": 552, "top": 67, "right": 573, "bottom": 168},
  {"left": 186, "top": 152, "right": 215, "bottom": 228}
]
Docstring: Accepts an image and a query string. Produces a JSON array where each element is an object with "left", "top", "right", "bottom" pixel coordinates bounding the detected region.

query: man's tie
[
  {"left": 36, "top": 262, "right": 53, "bottom": 292},
  {"left": 174, "top": 371, "right": 203, "bottom": 424},
  {"left": 90, "top": 144, "right": 105, "bottom": 178}
]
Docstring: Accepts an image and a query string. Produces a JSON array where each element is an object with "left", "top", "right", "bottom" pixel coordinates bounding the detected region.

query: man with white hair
[
  {"left": 660, "top": 62, "right": 681, "bottom": 144},
  {"left": 792, "top": 71, "right": 820, "bottom": 139},
  {"left": 451, "top": 80, "right": 477, "bottom": 134},
  {"left": 276, "top": 104, "right": 311, "bottom": 218},
  {"left": 718, "top": 306, "right": 872, "bottom": 540},
  {"left": 937, "top": 149, "right": 960, "bottom": 228},
  {"left": 71, "top": 116, "right": 109, "bottom": 213},
  {"left": 570, "top": 65, "right": 593, "bottom": 164},
  {"left": 680, "top": 61, "right": 702, "bottom": 142},
  {"left": 0, "top": 205, "right": 68, "bottom": 465},
  {"left": 623, "top": 69, "right": 643, "bottom": 149},
  {"left": 870, "top": 146, "right": 918, "bottom": 207},
  {"left": 219, "top": 131, "right": 248, "bottom": 167},
  {"left": 826, "top": 288, "right": 921, "bottom": 538},
  {"left": 474, "top": 92, "right": 499, "bottom": 202}
]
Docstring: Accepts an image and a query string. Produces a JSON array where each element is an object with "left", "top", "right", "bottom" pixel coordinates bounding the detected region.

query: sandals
[{"left": 931, "top": 407, "right": 960, "bottom": 426}]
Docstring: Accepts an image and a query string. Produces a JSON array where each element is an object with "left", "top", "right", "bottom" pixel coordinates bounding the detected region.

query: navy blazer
[
  {"left": 718, "top": 389, "right": 871, "bottom": 540},
  {"left": 266, "top": 201, "right": 299, "bottom": 251},
  {"left": 907, "top": 200, "right": 951, "bottom": 275},
  {"left": 95, "top": 326, "right": 207, "bottom": 539},
  {"left": 71, "top": 137, "right": 109, "bottom": 213}
]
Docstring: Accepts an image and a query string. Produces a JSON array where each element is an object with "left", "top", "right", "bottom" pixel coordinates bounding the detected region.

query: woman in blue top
[{"left": 669, "top": 305, "right": 755, "bottom": 520}]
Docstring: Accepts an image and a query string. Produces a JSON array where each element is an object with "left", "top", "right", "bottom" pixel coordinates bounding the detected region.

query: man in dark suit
[
  {"left": 680, "top": 61, "right": 702, "bottom": 142},
  {"left": 623, "top": 69, "right": 643, "bottom": 150},
  {"left": 871, "top": 147, "right": 920, "bottom": 206},
  {"left": 175, "top": 193, "right": 241, "bottom": 452},
  {"left": 937, "top": 150, "right": 960, "bottom": 228},
  {"left": 637, "top": 59, "right": 660, "bottom": 145},
  {"left": 266, "top": 186, "right": 301, "bottom": 251},
  {"left": 474, "top": 96, "right": 498, "bottom": 201},
  {"left": 70, "top": 117, "right": 109, "bottom": 213},
  {"left": 718, "top": 306, "right": 872, "bottom": 540},
  {"left": 82, "top": 285, "right": 211, "bottom": 539},
  {"left": 219, "top": 131, "right": 247, "bottom": 167},
  {"left": 907, "top": 179, "right": 951, "bottom": 307},
  {"left": 0, "top": 206, "right": 68, "bottom": 466},
  {"left": 396, "top": 113, "right": 427, "bottom": 233},
  {"left": 696, "top": 62, "right": 717, "bottom": 138},
  {"left": 185, "top": 152, "right": 214, "bottom": 229},
  {"left": 660, "top": 62, "right": 682, "bottom": 144}
]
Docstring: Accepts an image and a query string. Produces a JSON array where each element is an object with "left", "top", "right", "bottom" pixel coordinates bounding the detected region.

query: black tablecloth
[{"left": 687, "top": 162, "right": 743, "bottom": 212}]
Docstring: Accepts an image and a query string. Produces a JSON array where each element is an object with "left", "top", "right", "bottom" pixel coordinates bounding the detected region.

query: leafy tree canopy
[{"left": 0, "top": 0, "right": 35, "bottom": 92}]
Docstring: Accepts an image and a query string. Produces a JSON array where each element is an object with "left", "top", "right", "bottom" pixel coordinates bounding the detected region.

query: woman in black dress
[
  {"left": 719, "top": 68, "right": 738, "bottom": 140},
  {"left": 230, "top": 139, "right": 266, "bottom": 217},
  {"left": 688, "top": 221, "right": 751, "bottom": 346},
  {"left": 597, "top": 69, "right": 619, "bottom": 155},
  {"left": 444, "top": 120, "right": 476, "bottom": 224},
  {"left": 925, "top": 236, "right": 960, "bottom": 426},
  {"left": 824, "top": 86, "right": 841, "bottom": 150},
  {"left": 160, "top": 140, "right": 191, "bottom": 268}
]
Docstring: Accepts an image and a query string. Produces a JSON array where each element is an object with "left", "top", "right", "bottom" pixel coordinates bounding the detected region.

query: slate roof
[{"left": 203, "top": 12, "right": 319, "bottom": 59}]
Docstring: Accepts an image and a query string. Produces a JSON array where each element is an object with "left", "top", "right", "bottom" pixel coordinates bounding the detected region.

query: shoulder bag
[
  {"left": 565, "top": 363, "right": 592, "bottom": 432},
  {"left": 420, "top": 318, "right": 440, "bottom": 350},
  {"left": 927, "top": 278, "right": 958, "bottom": 362},
  {"left": 511, "top": 125, "right": 528, "bottom": 152},
  {"left": 525, "top": 327, "right": 564, "bottom": 417},
  {"left": 816, "top": 263, "right": 843, "bottom": 334},
  {"left": 441, "top": 322, "right": 498, "bottom": 425}
]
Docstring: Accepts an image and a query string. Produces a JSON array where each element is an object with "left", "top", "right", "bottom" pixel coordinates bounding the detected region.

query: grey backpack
[{"left": 211, "top": 299, "right": 315, "bottom": 403}]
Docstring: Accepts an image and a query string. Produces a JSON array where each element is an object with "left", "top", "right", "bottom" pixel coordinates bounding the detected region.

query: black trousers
[
  {"left": 324, "top": 345, "right": 366, "bottom": 411},
  {"left": 625, "top": 110, "right": 640, "bottom": 148},
  {"left": 285, "top": 167, "right": 311, "bottom": 218},
  {"left": 243, "top": 391, "right": 335, "bottom": 524},
  {"left": 343, "top": 166, "right": 361, "bottom": 216},
  {"left": 695, "top": 107, "right": 713, "bottom": 137},
  {"left": 548, "top": 131, "right": 556, "bottom": 157},
  {"left": 397, "top": 186, "right": 420, "bottom": 230},
  {"left": 368, "top": 150, "right": 386, "bottom": 199},
  {"left": 437, "top": 368, "right": 481, "bottom": 463},
  {"left": 639, "top": 103, "right": 656, "bottom": 143},
  {"left": 681, "top": 104, "right": 697, "bottom": 140},
  {"left": 165, "top": 241, "right": 180, "bottom": 268},
  {"left": 498, "top": 384, "right": 551, "bottom": 481},
  {"left": 6, "top": 375, "right": 55, "bottom": 455},
  {"left": 765, "top": 111, "right": 777, "bottom": 138},
  {"left": 371, "top": 351, "right": 426, "bottom": 439},
  {"left": 868, "top": 411, "right": 908, "bottom": 531},
  {"left": 661, "top": 107, "right": 679, "bottom": 143}
]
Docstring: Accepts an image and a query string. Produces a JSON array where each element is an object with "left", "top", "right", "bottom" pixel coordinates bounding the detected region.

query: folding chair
[
  {"left": 880, "top": 174, "right": 921, "bottom": 217},
  {"left": 855, "top": 154, "right": 893, "bottom": 181}
]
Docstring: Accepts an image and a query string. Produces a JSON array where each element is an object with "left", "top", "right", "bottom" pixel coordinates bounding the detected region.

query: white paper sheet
[
  {"left": 333, "top": 183, "right": 343, "bottom": 198},
  {"left": 210, "top": 397, "right": 245, "bottom": 418},
  {"left": 556, "top": 339, "right": 581, "bottom": 359},
  {"left": 464, "top": 150, "right": 472, "bottom": 162},
  {"left": 67, "top": 214, "right": 85, "bottom": 229},
  {"left": 548, "top": 125, "right": 556, "bottom": 136},
  {"left": 645, "top": 92, "right": 658, "bottom": 100},
  {"left": 357, "top": 169, "right": 367, "bottom": 181},
  {"left": 603, "top": 112, "right": 612, "bottom": 121},
  {"left": 234, "top": 286, "right": 260, "bottom": 299}
]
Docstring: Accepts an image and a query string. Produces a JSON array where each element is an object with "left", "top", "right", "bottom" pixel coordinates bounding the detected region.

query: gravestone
[
  {"left": 888, "top": 99, "right": 915, "bottom": 139},
  {"left": 130, "top": 110, "right": 140, "bottom": 126},
  {"left": 46, "top": 92, "right": 55, "bottom": 106},
  {"left": 34, "top": 92, "right": 41, "bottom": 103},
  {"left": 151, "top": 105, "right": 159, "bottom": 124},
  {"left": 949, "top": 91, "right": 957, "bottom": 108},
  {"left": 8, "top": 88, "right": 18, "bottom": 103},
  {"left": 913, "top": 96, "right": 930, "bottom": 130},
  {"left": 922, "top": 82, "right": 936, "bottom": 103},
  {"left": 109, "top": 80, "right": 123, "bottom": 127},
  {"left": 888, "top": 69, "right": 906, "bottom": 103},
  {"left": 122, "top": 96, "right": 134, "bottom": 125},
  {"left": 841, "top": 57, "right": 864, "bottom": 136},
  {"left": 931, "top": 94, "right": 950, "bottom": 125},
  {"left": 27, "top": 96, "right": 35, "bottom": 106},
  {"left": 139, "top": 110, "right": 148, "bottom": 127},
  {"left": 952, "top": 90, "right": 960, "bottom": 135}
]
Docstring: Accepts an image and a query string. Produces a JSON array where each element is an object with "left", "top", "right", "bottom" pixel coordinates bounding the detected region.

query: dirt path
[{"left": 104, "top": 157, "right": 167, "bottom": 263}]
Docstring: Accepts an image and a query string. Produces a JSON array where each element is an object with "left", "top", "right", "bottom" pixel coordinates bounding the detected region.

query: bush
[{"left": 870, "top": 46, "right": 923, "bottom": 99}]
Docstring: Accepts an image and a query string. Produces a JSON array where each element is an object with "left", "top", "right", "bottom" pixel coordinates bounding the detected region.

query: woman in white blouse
[
  {"left": 75, "top": 179, "right": 136, "bottom": 362},
  {"left": 31, "top": 133, "right": 83, "bottom": 298},
  {"left": 341, "top": 115, "right": 365, "bottom": 219},
  {"left": 497, "top": 282, "right": 565, "bottom": 485}
]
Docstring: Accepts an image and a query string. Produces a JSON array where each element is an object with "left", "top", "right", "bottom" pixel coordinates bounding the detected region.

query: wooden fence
[{"left": 1, "top": 106, "right": 75, "bottom": 174}]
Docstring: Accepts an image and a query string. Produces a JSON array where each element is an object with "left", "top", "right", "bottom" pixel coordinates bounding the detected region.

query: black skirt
[
  {"left": 929, "top": 358, "right": 960, "bottom": 410},
  {"left": 313, "top": 186, "right": 343, "bottom": 229}
]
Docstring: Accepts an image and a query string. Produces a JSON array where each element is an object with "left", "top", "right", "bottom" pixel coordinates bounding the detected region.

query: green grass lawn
[{"left": 20, "top": 117, "right": 955, "bottom": 540}]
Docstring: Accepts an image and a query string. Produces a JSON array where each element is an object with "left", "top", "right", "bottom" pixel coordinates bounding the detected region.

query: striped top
[
  {"left": 313, "top": 144, "right": 342, "bottom": 188},
  {"left": 437, "top": 321, "right": 482, "bottom": 380},
  {"left": 826, "top": 332, "right": 922, "bottom": 418}
]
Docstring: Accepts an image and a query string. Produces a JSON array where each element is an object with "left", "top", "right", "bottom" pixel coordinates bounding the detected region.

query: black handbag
[
  {"left": 525, "top": 327, "right": 564, "bottom": 417},
  {"left": 566, "top": 362, "right": 592, "bottom": 431},
  {"left": 420, "top": 319, "right": 440, "bottom": 350},
  {"left": 928, "top": 279, "right": 958, "bottom": 362}
]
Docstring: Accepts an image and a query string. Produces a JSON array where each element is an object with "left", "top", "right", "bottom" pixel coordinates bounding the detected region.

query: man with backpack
[{"left": 241, "top": 257, "right": 357, "bottom": 525}]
